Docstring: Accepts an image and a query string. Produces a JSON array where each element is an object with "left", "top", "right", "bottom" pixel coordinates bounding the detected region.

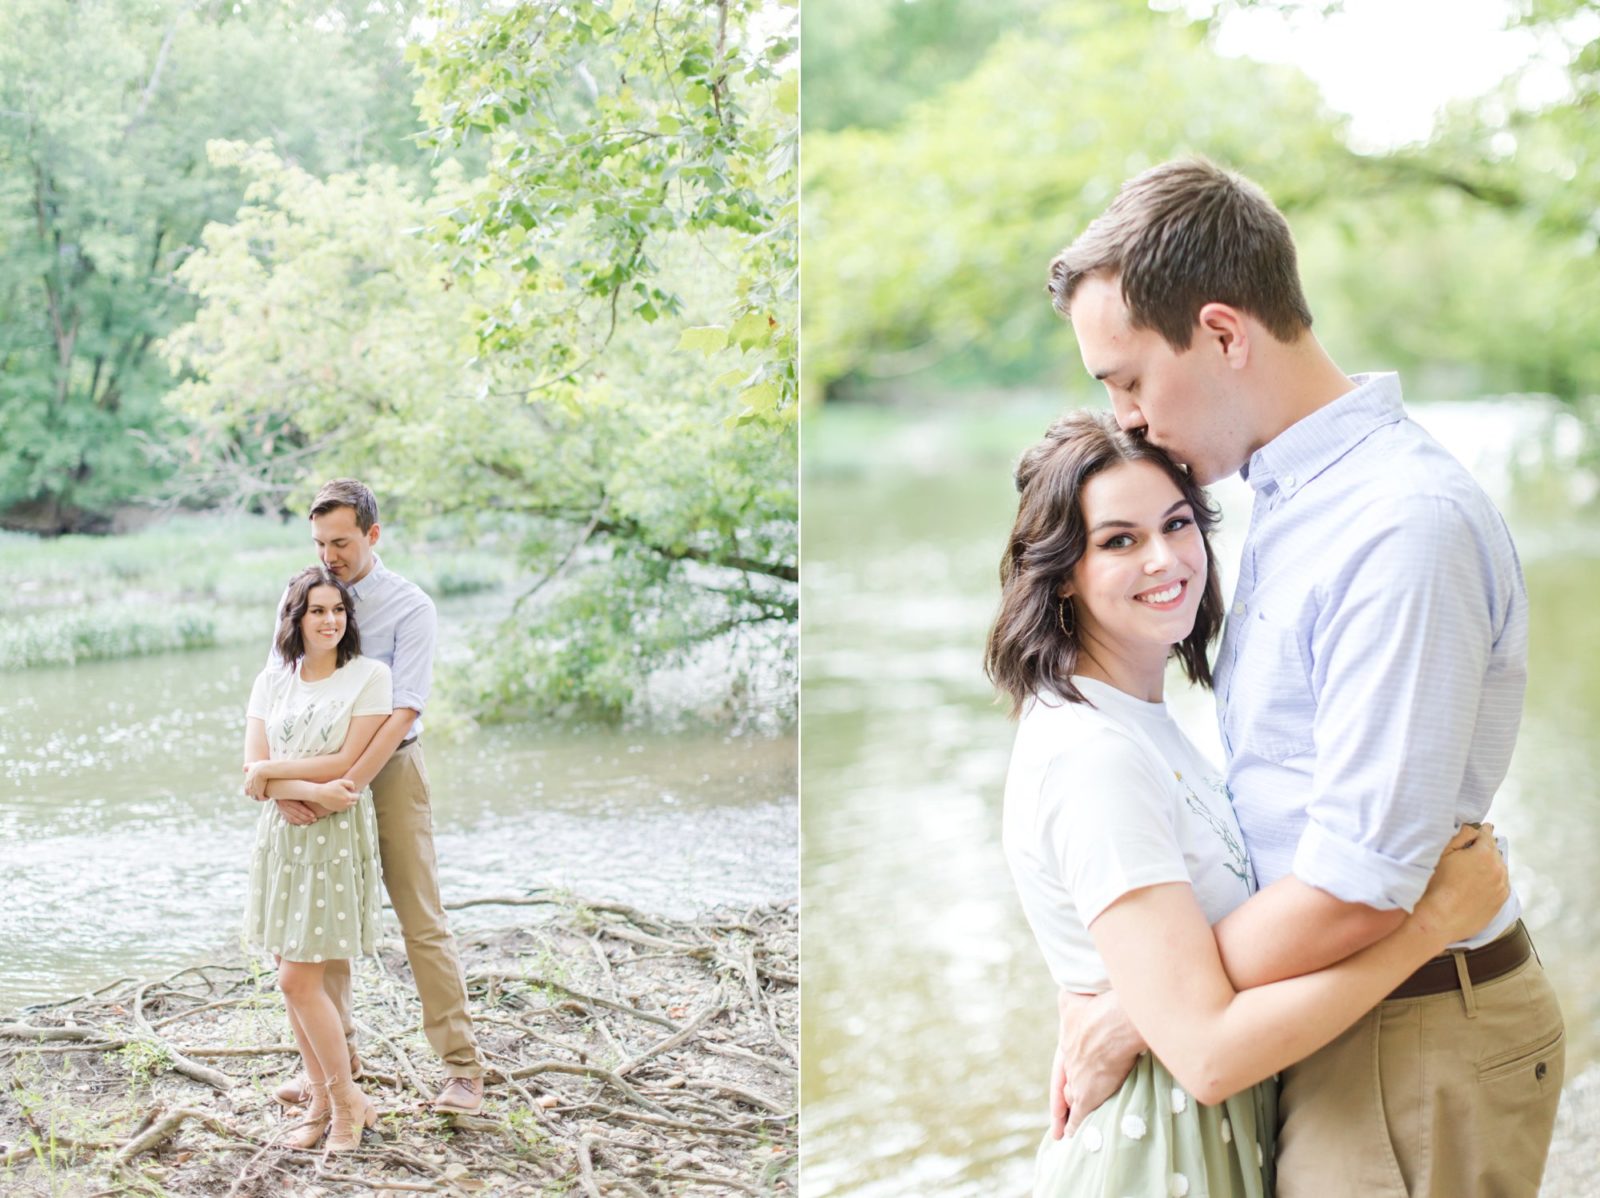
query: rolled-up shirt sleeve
[
  {"left": 1294, "top": 495, "right": 1502, "bottom": 911},
  {"left": 389, "top": 592, "right": 437, "bottom": 714}
]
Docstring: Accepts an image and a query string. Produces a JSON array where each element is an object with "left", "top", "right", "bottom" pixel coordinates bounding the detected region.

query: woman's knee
[{"left": 277, "top": 959, "right": 324, "bottom": 1003}]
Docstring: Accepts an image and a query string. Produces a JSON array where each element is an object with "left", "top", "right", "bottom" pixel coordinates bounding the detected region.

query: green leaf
[
  {"left": 730, "top": 311, "right": 772, "bottom": 350},
  {"left": 739, "top": 381, "right": 780, "bottom": 412},
  {"left": 675, "top": 325, "right": 728, "bottom": 355}
]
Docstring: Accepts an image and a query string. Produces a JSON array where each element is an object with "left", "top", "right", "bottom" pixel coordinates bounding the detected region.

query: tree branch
[{"left": 125, "top": 3, "right": 197, "bottom": 138}]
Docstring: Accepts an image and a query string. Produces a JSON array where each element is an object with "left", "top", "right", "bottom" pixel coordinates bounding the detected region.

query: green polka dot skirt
[
  {"left": 1034, "top": 1053, "right": 1276, "bottom": 1198},
  {"left": 243, "top": 795, "right": 383, "bottom": 963}
]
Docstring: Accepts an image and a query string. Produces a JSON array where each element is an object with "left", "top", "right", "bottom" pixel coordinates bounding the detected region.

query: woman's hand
[
  {"left": 1415, "top": 823, "right": 1509, "bottom": 945},
  {"left": 242, "top": 760, "right": 278, "bottom": 801},
  {"left": 275, "top": 799, "right": 319, "bottom": 826},
  {"left": 316, "top": 778, "right": 361, "bottom": 812}
]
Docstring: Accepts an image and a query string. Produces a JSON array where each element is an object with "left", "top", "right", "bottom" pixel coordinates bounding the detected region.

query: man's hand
[
  {"left": 1050, "top": 988, "right": 1147, "bottom": 1138},
  {"left": 275, "top": 799, "right": 319, "bottom": 826},
  {"left": 243, "top": 761, "right": 274, "bottom": 801},
  {"left": 316, "top": 778, "right": 360, "bottom": 812}
]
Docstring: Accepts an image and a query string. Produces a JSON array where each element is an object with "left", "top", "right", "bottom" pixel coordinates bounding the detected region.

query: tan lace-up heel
[
  {"left": 275, "top": 1052, "right": 361, "bottom": 1106},
  {"left": 282, "top": 1081, "right": 331, "bottom": 1149},
  {"left": 323, "top": 1077, "right": 377, "bottom": 1154}
]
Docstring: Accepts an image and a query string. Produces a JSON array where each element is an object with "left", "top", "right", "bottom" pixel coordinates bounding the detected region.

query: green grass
[{"left": 0, "top": 514, "right": 516, "bottom": 670}]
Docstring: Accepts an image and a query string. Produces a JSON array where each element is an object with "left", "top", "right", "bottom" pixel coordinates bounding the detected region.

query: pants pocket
[{"left": 1476, "top": 1025, "right": 1564, "bottom": 1085}]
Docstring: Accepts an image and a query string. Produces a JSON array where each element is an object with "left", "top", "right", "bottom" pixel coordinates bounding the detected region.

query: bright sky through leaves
[{"left": 1198, "top": 0, "right": 1597, "bottom": 150}]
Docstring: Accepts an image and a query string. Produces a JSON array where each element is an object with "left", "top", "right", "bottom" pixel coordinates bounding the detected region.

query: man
[
  {"left": 1041, "top": 159, "right": 1562, "bottom": 1196},
  {"left": 257, "top": 478, "right": 486, "bottom": 1114}
]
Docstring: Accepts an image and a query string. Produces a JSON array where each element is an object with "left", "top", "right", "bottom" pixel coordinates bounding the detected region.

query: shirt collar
[
  {"left": 1242, "top": 372, "right": 1406, "bottom": 498},
  {"left": 347, "top": 552, "right": 388, "bottom": 600}
]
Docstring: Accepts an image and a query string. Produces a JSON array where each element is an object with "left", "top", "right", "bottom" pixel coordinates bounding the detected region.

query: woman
[
  {"left": 243, "top": 565, "right": 389, "bottom": 1153},
  {"left": 984, "top": 412, "right": 1507, "bottom": 1197}
]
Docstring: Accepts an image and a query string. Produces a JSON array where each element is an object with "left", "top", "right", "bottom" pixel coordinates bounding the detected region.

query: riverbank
[
  {"left": 0, "top": 515, "right": 511, "bottom": 671},
  {"left": 0, "top": 893, "right": 796, "bottom": 1196}
]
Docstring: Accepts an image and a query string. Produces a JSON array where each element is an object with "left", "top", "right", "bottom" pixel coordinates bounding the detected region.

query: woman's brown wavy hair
[
  {"left": 984, "top": 410, "right": 1223, "bottom": 717},
  {"left": 275, "top": 566, "right": 362, "bottom": 668}
]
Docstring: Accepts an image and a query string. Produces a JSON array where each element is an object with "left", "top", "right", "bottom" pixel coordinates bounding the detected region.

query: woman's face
[
  {"left": 300, "top": 584, "right": 348, "bottom": 653},
  {"left": 1063, "top": 459, "right": 1207, "bottom": 663}
]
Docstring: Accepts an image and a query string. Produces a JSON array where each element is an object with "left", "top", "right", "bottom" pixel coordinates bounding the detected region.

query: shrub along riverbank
[{"left": 0, "top": 516, "right": 514, "bottom": 671}]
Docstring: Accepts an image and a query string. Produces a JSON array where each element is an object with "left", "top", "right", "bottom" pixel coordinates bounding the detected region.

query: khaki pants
[
  {"left": 321, "top": 741, "right": 483, "bottom": 1078},
  {"left": 1276, "top": 953, "right": 1563, "bottom": 1198}
]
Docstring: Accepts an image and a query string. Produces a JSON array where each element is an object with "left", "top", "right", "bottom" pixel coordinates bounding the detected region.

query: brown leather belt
[
  {"left": 397, "top": 735, "right": 419, "bottom": 750},
  {"left": 1386, "top": 921, "right": 1532, "bottom": 1002}
]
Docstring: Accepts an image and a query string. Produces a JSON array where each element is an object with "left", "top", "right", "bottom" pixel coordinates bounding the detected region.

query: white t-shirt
[
  {"left": 1002, "top": 675, "right": 1256, "bottom": 992},
  {"left": 247, "top": 656, "right": 393, "bottom": 760}
]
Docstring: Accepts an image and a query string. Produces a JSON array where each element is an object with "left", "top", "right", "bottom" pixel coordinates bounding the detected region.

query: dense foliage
[
  {"left": 802, "top": 0, "right": 1600, "bottom": 415},
  {"left": 0, "top": 0, "right": 427, "bottom": 530},
  {"left": 161, "top": 0, "right": 798, "bottom": 719}
]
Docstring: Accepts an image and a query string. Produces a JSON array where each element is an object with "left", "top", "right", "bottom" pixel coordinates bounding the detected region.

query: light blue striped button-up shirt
[{"left": 1212, "top": 373, "right": 1526, "bottom": 947}]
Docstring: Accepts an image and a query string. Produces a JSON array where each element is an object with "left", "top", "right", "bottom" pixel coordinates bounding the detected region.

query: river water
[
  {"left": 0, "top": 596, "right": 797, "bottom": 1013},
  {"left": 801, "top": 394, "right": 1600, "bottom": 1196}
]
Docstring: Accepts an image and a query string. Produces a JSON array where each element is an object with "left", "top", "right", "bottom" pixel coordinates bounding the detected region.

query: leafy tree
[
  {"left": 163, "top": 0, "right": 798, "bottom": 720},
  {"left": 800, "top": 0, "right": 1059, "bottom": 133},
  {"left": 0, "top": 0, "right": 430, "bottom": 531},
  {"left": 410, "top": 0, "right": 798, "bottom": 430},
  {"left": 801, "top": 1, "right": 1348, "bottom": 400},
  {"left": 803, "top": 0, "right": 1600, "bottom": 411}
]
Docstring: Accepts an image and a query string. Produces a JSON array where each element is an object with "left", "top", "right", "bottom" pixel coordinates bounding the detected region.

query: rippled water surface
[
  {"left": 0, "top": 597, "right": 796, "bottom": 1012},
  {"left": 801, "top": 395, "right": 1600, "bottom": 1197}
]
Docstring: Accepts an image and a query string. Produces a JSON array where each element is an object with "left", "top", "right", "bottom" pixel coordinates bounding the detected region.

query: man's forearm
[
  {"left": 262, "top": 778, "right": 334, "bottom": 813},
  {"left": 343, "top": 708, "right": 418, "bottom": 791},
  {"left": 1212, "top": 874, "right": 1406, "bottom": 989}
]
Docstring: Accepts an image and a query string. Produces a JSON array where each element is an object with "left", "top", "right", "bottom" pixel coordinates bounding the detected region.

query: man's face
[
  {"left": 1068, "top": 273, "right": 1251, "bottom": 486},
  {"left": 311, "top": 506, "right": 378, "bottom": 583}
]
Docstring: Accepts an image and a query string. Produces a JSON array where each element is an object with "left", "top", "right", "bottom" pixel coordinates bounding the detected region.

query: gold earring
[{"left": 1057, "top": 596, "right": 1075, "bottom": 637}]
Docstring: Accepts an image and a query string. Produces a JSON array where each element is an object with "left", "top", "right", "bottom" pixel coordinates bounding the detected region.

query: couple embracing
[
  {"left": 988, "top": 160, "right": 1563, "bottom": 1197},
  {"left": 239, "top": 479, "right": 484, "bottom": 1154}
]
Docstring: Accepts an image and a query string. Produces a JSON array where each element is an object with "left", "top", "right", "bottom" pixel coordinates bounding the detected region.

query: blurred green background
[{"left": 800, "top": 2, "right": 1600, "bottom": 1195}]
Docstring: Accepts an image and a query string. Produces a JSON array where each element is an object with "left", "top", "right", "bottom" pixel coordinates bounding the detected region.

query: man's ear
[
  {"left": 367, "top": 521, "right": 381, "bottom": 546},
  {"left": 1196, "top": 302, "right": 1249, "bottom": 367}
]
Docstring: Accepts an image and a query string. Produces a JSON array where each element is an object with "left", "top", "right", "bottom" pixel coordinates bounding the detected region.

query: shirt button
[
  {"left": 1232, "top": 602, "right": 1246, "bottom": 616},
  {"left": 1283, "top": 473, "right": 1297, "bottom": 488}
]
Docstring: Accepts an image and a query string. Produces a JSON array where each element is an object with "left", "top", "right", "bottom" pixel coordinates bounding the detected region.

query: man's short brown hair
[
  {"left": 309, "top": 478, "right": 379, "bottom": 532},
  {"left": 1047, "top": 157, "right": 1313, "bottom": 350}
]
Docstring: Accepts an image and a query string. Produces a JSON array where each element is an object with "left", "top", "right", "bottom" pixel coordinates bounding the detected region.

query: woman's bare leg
[
  {"left": 283, "top": 1003, "right": 326, "bottom": 1085},
  {"left": 278, "top": 960, "right": 348, "bottom": 1084}
]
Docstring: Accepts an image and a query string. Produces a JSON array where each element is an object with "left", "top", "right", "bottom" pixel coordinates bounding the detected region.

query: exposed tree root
[{"left": 0, "top": 894, "right": 796, "bottom": 1195}]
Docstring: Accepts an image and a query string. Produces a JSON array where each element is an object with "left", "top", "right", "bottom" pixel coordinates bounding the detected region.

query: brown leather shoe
[
  {"left": 431, "top": 1076, "right": 484, "bottom": 1114},
  {"left": 274, "top": 1053, "right": 361, "bottom": 1106}
]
